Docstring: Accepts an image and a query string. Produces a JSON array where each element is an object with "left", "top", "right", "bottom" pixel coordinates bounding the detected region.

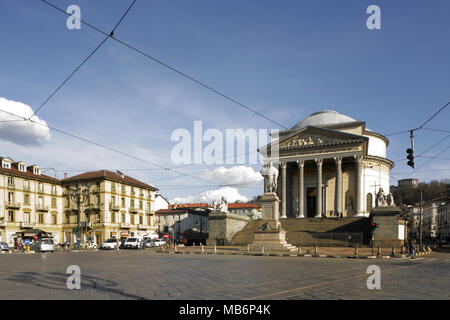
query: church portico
[{"left": 259, "top": 110, "right": 394, "bottom": 219}]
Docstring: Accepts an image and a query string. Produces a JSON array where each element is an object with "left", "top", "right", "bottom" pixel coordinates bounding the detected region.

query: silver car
[{"left": 36, "top": 238, "right": 55, "bottom": 253}]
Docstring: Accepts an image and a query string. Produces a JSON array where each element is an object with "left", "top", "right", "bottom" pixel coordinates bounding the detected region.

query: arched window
[{"left": 366, "top": 193, "right": 373, "bottom": 212}]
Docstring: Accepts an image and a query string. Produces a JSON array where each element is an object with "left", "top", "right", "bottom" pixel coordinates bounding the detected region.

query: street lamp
[{"left": 66, "top": 183, "right": 90, "bottom": 249}]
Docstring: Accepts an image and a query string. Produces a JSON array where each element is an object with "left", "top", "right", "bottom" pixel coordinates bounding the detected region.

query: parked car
[
  {"left": 34, "top": 238, "right": 55, "bottom": 253},
  {"left": 100, "top": 238, "right": 119, "bottom": 250},
  {"left": 0, "top": 242, "right": 9, "bottom": 252},
  {"left": 123, "top": 237, "right": 143, "bottom": 249},
  {"left": 152, "top": 239, "right": 166, "bottom": 247}
]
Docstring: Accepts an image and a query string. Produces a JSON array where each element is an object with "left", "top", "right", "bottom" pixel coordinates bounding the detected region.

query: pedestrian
[{"left": 410, "top": 239, "right": 416, "bottom": 259}]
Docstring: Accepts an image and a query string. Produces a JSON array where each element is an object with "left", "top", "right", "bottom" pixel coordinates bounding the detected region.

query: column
[
  {"left": 297, "top": 160, "right": 305, "bottom": 218},
  {"left": 334, "top": 157, "right": 342, "bottom": 216},
  {"left": 354, "top": 155, "right": 363, "bottom": 216},
  {"left": 281, "top": 162, "right": 287, "bottom": 219},
  {"left": 315, "top": 158, "right": 323, "bottom": 218}
]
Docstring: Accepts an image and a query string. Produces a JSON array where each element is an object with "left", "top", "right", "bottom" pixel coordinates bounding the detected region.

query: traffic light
[
  {"left": 370, "top": 222, "right": 377, "bottom": 232},
  {"left": 406, "top": 148, "right": 415, "bottom": 169}
]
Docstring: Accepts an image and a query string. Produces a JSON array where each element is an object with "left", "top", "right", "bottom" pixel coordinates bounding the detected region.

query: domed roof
[{"left": 291, "top": 110, "right": 358, "bottom": 130}]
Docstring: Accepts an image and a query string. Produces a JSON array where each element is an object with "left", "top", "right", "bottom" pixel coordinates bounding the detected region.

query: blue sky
[{"left": 0, "top": 0, "right": 449, "bottom": 202}]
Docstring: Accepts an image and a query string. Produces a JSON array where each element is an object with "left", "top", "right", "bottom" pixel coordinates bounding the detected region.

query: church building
[{"left": 259, "top": 110, "right": 393, "bottom": 218}]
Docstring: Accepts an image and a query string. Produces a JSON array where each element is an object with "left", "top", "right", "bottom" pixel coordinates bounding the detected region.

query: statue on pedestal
[
  {"left": 260, "top": 162, "right": 279, "bottom": 193},
  {"left": 219, "top": 196, "right": 228, "bottom": 212}
]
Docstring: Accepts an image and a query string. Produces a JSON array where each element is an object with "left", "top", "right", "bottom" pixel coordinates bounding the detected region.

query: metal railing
[{"left": 293, "top": 232, "right": 365, "bottom": 247}]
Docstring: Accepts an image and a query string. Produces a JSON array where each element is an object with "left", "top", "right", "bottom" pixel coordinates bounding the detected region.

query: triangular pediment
[{"left": 279, "top": 126, "right": 367, "bottom": 150}]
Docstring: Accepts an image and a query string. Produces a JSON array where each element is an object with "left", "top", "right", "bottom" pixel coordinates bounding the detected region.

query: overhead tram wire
[
  {"left": 0, "top": 109, "right": 221, "bottom": 187},
  {"left": 40, "top": 0, "right": 289, "bottom": 130},
  {"left": 29, "top": 0, "right": 138, "bottom": 119}
]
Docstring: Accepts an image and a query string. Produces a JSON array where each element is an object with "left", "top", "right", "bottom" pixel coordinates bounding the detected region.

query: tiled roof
[
  {"left": 228, "top": 203, "right": 261, "bottom": 209},
  {"left": 0, "top": 164, "right": 60, "bottom": 183},
  {"left": 62, "top": 170, "right": 158, "bottom": 191},
  {"left": 169, "top": 203, "right": 211, "bottom": 209}
]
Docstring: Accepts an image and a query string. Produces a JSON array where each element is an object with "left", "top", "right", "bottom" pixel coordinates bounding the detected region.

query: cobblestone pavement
[{"left": 0, "top": 250, "right": 449, "bottom": 300}]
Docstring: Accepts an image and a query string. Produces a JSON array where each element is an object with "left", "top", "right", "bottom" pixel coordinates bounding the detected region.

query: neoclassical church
[{"left": 260, "top": 110, "right": 393, "bottom": 218}]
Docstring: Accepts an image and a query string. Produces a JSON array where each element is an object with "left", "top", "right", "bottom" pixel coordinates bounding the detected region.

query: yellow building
[
  {"left": 1, "top": 156, "right": 159, "bottom": 247},
  {"left": 0, "top": 157, "right": 63, "bottom": 245},
  {"left": 61, "top": 170, "right": 158, "bottom": 245}
]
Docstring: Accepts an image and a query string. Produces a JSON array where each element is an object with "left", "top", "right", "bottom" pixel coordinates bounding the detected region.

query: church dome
[{"left": 291, "top": 110, "right": 358, "bottom": 129}]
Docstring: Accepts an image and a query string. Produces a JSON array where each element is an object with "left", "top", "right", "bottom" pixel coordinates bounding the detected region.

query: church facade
[{"left": 260, "top": 110, "right": 393, "bottom": 218}]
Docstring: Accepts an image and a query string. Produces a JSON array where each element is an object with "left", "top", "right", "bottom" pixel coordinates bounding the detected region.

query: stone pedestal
[
  {"left": 206, "top": 211, "right": 250, "bottom": 246},
  {"left": 249, "top": 193, "right": 297, "bottom": 252},
  {"left": 370, "top": 206, "right": 402, "bottom": 247}
]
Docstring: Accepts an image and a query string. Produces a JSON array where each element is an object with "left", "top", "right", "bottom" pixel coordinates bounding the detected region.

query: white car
[
  {"left": 100, "top": 239, "right": 118, "bottom": 250},
  {"left": 123, "top": 237, "right": 143, "bottom": 249},
  {"left": 36, "top": 238, "right": 55, "bottom": 253},
  {"left": 152, "top": 239, "right": 166, "bottom": 247}
]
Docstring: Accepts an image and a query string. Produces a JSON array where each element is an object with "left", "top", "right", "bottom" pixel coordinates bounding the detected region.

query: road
[{"left": 0, "top": 250, "right": 449, "bottom": 300}]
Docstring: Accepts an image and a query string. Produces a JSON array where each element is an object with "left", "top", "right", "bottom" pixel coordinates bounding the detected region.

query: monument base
[{"left": 248, "top": 230, "right": 297, "bottom": 252}]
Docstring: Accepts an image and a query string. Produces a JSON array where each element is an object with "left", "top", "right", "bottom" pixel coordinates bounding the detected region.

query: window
[
  {"left": 38, "top": 196, "right": 44, "bottom": 207},
  {"left": 131, "top": 199, "right": 135, "bottom": 208},
  {"left": 38, "top": 183, "right": 43, "bottom": 193},
  {"left": 39, "top": 214, "right": 44, "bottom": 224},
  {"left": 139, "top": 215, "right": 143, "bottom": 225},
  {"left": 52, "top": 215, "right": 57, "bottom": 225},
  {"left": 65, "top": 212, "right": 70, "bottom": 223},
  {"left": 131, "top": 215, "right": 135, "bottom": 225},
  {"left": 121, "top": 198, "right": 125, "bottom": 207},
  {"left": 24, "top": 180, "right": 29, "bottom": 190},
  {"left": 8, "top": 211, "right": 14, "bottom": 222},
  {"left": 24, "top": 194, "right": 30, "bottom": 205},
  {"left": 51, "top": 197, "right": 57, "bottom": 208},
  {"left": 8, "top": 192, "right": 14, "bottom": 203},
  {"left": 34, "top": 167, "right": 41, "bottom": 175},
  {"left": 2, "top": 161, "right": 11, "bottom": 169},
  {"left": 139, "top": 200, "right": 143, "bottom": 210},
  {"left": 121, "top": 214, "right": 125, "bottom": 223},
  {"left": 24, "top": 212, "right": 30, "bottom": 223},
  {"left": 7, "top": 176, "right": 14, "bottom": 187},
  {"left": 111, "top": 212, "right": 116, "bottom": 223},
  {"left": 51, "top": 185, "right": 56, "bottom": 195},
  {"left": 19, "top": 164, "right": 25, "bottom": 172}
]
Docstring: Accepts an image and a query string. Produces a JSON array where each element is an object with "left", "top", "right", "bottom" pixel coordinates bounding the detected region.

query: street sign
[
  {"left": 34, "top": 235, "right": 38, "bottom": 240},
  {"left": 164, "top": 234, "right": 168, "bottom": 239},
  {"left": 24, "top": 239, "right": 30, "bottom": 245}
]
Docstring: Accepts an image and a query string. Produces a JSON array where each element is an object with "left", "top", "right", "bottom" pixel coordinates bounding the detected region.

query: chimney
[{"left": 64, "top": 173, "right": 68, "bottom": 179}]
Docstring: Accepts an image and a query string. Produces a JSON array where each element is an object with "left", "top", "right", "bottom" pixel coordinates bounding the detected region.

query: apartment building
[
  {"left": 61, "top": 170, "right": 158, "bottom": 244},
  {"left": 0, "top": 156, "right": 160, "bottom": 246},
  {"left": 438, "top": 201, "right": 450, "bottom": 241},
  {"left": 0, "top": 157, "right": 63, "bottom": 245}
]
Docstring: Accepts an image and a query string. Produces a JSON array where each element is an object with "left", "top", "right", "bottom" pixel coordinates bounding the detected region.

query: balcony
[
  {"left": 138, "top": 224, "right": 149, "bottom": 230},
  {"left": 109, "top": 203, "right": 120, "bottom": 211},
  {"left": 36, "top": 205, "right": 49, "bottom": 212},
  {"left": 7, "top": 183, "right": 15, "bottom": 189},
  {"left": 89, "top": 203, "right": 101, "bottom": 210},
  {"left": 20, "top": 222, "right": 36, "bottom": 229},
  {"left": 121, "top": 189, "right": 126, "bottom": 195},
  {"left": 139, "top": 193, "right": 144, "bottom": 198},
  {"left": 120, "top": 223, "right": 132, "bottom": 229},
  {"left": 145, "top": 209, "right": 153, "bottom": 215},
  {"left": 23, "top": 185, "right": 31, "bottom": 192},
  {"left": 5, "top": 202, "right": 21, "bottom": 209},
  {"left": 38, "top": 189, "right": 45, "bottom": 194},
  {"left": 129, "top": 207, "right": 138, "bottom": 213}
]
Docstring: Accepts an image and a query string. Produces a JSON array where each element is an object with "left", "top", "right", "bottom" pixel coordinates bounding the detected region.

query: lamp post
[{"left": 67, "top": 183, "right": 90, "bottom": 249}]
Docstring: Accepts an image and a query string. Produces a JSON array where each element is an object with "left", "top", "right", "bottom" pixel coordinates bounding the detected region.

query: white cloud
[
  {"left": 202, "top": 166, "right": 263, "bottom": 186},
  {"left": 0, "top": 97, "right": 51, "bottom": 145},
  {"left": 170, "top": 186, "right": 249, "bottom": 204}
]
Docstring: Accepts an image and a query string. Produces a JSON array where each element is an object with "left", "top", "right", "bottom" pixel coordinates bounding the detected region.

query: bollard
[
  {"left": 392, "top": 247, "right": 396, "bottom": 256},
  {"left": 213, "top": 245, "right": 217, "bottom": 254},
  {"left": 377, "top": 246, "right": 381, "bottom": 256},
  {"left": 201, "top": 244, "right": 204, "bottom": 254},
  {"left": 314, "top": 246, "right": 318, "bottom": 255},
  {"left": 354, "top": 246, "right": 358, "bottom": 255},
  {"left": 261, "top": 246, "right": 264, "bottom": 254},
  {"left": 298, "top": 246, "right": 302, "bottom": 254},
  {"left": 246, "top": 244, "right": 250, "bottom": 253},
  {"left": 174, "top": 243, "right": 177, "bottom": 253}
]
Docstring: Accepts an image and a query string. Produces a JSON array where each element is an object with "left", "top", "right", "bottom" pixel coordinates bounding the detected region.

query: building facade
[
  {"left": 61, "top": 170, "right": 158, "bottom": 244},
  {"left": 0, "top": 156, "right": 159, "bottom": 246},
  {"left": 0, "top": 157, "right": 63, "bottom": 245},
  {"left": 423, "top": 201, "right": 439, "bottom": 239},
  {"left": 260, "top": 110, "right": 393, "bottom": 219},
  {"left": 156, "top": 207, "right": 209, "bottom": 237},
  {"left": 228, "top": 203, "right": 262, "bottom": 220},
  {"left": 438, "top": 201, "right": 450, "bottom": 241}
]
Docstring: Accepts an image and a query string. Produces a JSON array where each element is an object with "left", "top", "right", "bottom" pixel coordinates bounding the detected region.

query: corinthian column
[
  {"left": 354, "top": 155, "right": 363, "bottom": 216},
  {"left": 334, "top": 157, "right": 342, "bottom": 216},
  {"left": 297, "top": 160, "right": 305, "bottom": 218},
  {"left": 281, "top": 162, "right": 287, "bottom": 219},
  {"left": 315, "top": 158, "right": 323, "bottom": 218}
]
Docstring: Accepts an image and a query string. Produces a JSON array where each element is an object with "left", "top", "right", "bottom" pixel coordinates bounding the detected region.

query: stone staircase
[{"left": 232, "top": 217, "right": 370, "bottom": 246}]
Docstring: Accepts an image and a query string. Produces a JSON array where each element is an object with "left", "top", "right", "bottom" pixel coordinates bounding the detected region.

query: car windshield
[
  {"left": 42, "top": 239, "right": 53, "bottom": 244},
  {"left": 126, "top": 238, "right": 137, "bottom": 242},
  {"left": 106, "top": 239, "right": 116, "bottom": 243}
]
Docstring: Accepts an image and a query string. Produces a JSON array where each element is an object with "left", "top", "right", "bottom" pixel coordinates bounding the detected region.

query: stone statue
[
  {"left": 212, "top": 200, "right": 218, "bottom": 212},
  {"left": 219, "top": 196, "right": 228, "bottom": 212},
  {"left": 376, "top": 188, "right": 387, "bottom": 207},
  {"left": 386, "top": 193, "right": 395, "bottom": 206},
  {"left": 260, "top": 162, "right": 279, "bottom": 193}
]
